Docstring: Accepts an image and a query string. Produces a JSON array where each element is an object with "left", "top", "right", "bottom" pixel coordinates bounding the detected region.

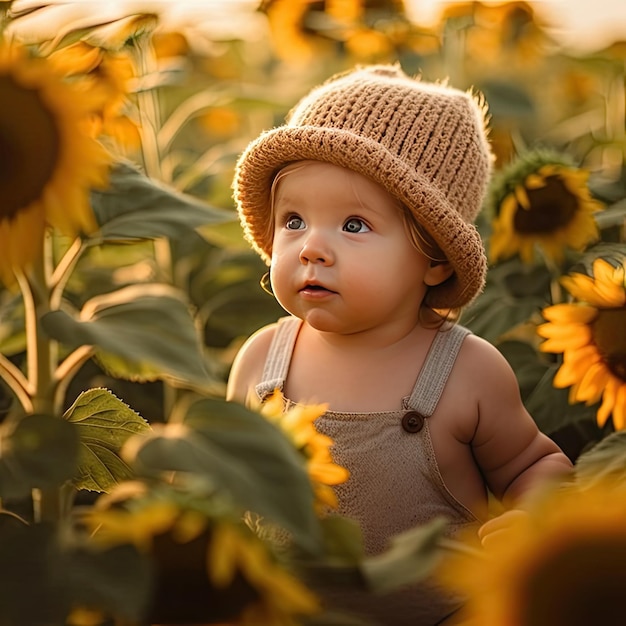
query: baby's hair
[
  {"left": 265, "top": 161, "right": 309, "bottom": 249},
  {"left": 267, "top": 161, "right": 459, "bottom": 326},
  {"left": 397, "top": 205, "right": 459, "bottom": 326}
]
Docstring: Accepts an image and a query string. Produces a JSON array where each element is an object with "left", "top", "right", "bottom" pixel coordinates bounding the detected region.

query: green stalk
[
  {"left": 131, "top": 34, "right": 179, "bottom": 417},
  {"left": 19, "top": 232, "right": 65, "bottom": 523}
]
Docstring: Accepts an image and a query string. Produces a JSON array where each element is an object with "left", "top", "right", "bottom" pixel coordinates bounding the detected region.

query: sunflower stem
[
  {"left": 131, "top": 33, "right": 179, "bottom": 420},
  {"left": 133, "top": 35, "right": 162, "bottom": 181},
  {"left": 0, "top": 352, "right": 34, "bottom": 413},
  {"left": 53, "top": 345, "right": 96, "bottom": 411},
  {"left": 539, "top": 250, "right": 565, "bottom": 305},
  {"left": 19, "top": 233, "right": 68, "bottom": 523},
  {"left": 50, "top": 237, "right": 86, "bottom": 309}
]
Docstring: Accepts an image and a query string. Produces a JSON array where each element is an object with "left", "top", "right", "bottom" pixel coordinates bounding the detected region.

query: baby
[{"left": 228, "top": 65, "right": 572, "bottom": 625}]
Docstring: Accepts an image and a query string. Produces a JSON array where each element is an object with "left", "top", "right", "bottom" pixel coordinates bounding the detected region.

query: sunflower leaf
[
  {"left": 524, "top": 366, "right": 599, "bottom": 435},
  {"left": 91, "top": 161, "right": 232, "bottom": 242},
  {"left": 0, "top": 414, "right": 79, "bottom": 500},
  {"left": 124, "top": 397, "right": 323, "bottom": 554},
  {"left": 41, "top": 284, "right": 214, "bottom": 389},
  {"left": 61, "top": 543, "right": 153, "bottom": 621},
  {"left": 64, "top": 388, "right": 151, "bottom": 493},
  {"left": 574, "top": 430, "right": 626, "bottom": 488},
  {"left": 360, "top": 517, "right": 449, "bottom": 594}
]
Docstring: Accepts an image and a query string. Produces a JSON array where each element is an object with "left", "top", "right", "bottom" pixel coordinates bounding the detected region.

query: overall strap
[
  {"left": 405, "top": 325, "right": 471, "bottom": 417},
  {"left": 255, "top": 316, "right": 302, "bottom": 401}
]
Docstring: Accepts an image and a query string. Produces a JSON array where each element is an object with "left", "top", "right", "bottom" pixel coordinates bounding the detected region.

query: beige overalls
[{"left": 256, "top": 316, "right": 481, "bottom": 625}]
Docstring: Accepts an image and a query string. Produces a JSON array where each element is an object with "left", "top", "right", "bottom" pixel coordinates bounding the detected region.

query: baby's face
[{"left": 269, "top": 161, "right": 432, "bottom": 335}]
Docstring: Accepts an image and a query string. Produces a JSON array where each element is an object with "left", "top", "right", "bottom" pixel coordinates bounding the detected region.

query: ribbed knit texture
[{"left": 233, "top": 64, "right": 493, "bottom": 308}]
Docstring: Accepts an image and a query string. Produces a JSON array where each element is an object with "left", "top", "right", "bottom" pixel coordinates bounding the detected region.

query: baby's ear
[{"left": 424, "top": 260, "right": 454, "bottom": 287}]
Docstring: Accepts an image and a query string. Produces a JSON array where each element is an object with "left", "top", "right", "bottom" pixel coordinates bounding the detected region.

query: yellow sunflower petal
[
  {"left": 540, "top": 304, "right": 597, "bottom": 325},
  {"left": 561, "top": 262, "right": 626, "bottom": 307},
  {"left": 514, "top": 184, "right": 531, "bottom": 210},
  {"left": 260, "top": 566, "right": 320, "bottom": 614},
  {"left": 554, "top": 364, "right": 579, "bottom": 389},
  {"left": 539, "top": 324, "right": 592, "bottom": 353},
  {"left": 562, "top": 344, "right": 602, "bottom": 369},
  {"left": 575, "top": 361, "right": 611, "bottom": 405},
  {"left": 207, "top": 523, "right": 238, "bottom": 588},
  {"left": 596, "top": 379, "right": 619, "bottom": 427},
  {"left": 612, "top": 384, "right": 626, "bottom": 431},
  {"left": 524, "top": 172, "right": 547, "bottom": 189}
]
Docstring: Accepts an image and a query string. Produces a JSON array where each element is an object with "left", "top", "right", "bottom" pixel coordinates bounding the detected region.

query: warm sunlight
[
  {"left": 9, "top": 0, "right": 626, "bottom": 52},
  {"left": 407, "top": 0, "right": 626, "bottom": 50}
]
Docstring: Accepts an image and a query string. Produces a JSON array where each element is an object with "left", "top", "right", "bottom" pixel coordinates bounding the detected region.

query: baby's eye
[
  {"left": 285, "top": 215, "right": 305, "bottom": 230},
  {"left": 343, "top": 218, "right": 370, "bottom": 233}
]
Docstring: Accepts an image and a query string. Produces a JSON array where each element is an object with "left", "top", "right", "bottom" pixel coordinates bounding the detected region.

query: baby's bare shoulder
[
  {"left": 457, "top": 333, "right": 518, "bottom": 385},
  {"left": 226, "top": 323, "right": 278, "bottom": 404}
]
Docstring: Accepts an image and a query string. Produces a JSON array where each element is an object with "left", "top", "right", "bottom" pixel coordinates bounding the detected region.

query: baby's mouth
[{"left": 300, "top": 283, "right": 336, "bottom": 294}]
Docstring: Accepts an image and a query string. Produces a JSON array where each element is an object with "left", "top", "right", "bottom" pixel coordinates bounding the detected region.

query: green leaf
[
  {"left": 0, "top": 291, "right": 26, "bottom": 356},
  {"left": 125, "top": 398, "right": 322, "bottom": 554},
  {"left": 498, "top": 341, "right": 548, "bottom": 401},
  {"left": 360, "top": 518, "right": 449, "bottom": 595},
  {"left": 524, "top": 367, "right": 600, "bottom": 435},
  {"left": 62, "top": 543, "right": 154, "bottom": 621},
  {"left": 64, "top": 388, "right": 151, "bottom": 492},
  {"left": 0, "top": 523, "right": 68, "bottom": 624},
  {"left": 479, "top": 78, "right": 536, "bottom": 118},
  {"left": 91, "top": 161, "right": 233, "bottom": 242},
  {"left": 0, "top": 414, "right": 79, "bottom": 500},
  {"left": 574, "top": 430, "right": 626, "bottom": 488},
  {"left": 41, "top": 284, "right": 214, "bottom": 389},
  {"left": 319, "top": 516, "right": 365, "bottom": 565}
]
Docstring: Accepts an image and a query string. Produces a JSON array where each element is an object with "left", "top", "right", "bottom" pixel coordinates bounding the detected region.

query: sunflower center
[
  {"left": 513, "top": 176, "right": 578, "bottom": 234},
  {"left": 521, "top": 535, "right": 626, "bottom": 626},
  {"left": 0, "top": 74, "right": 60, "bottom": 220},
  {"left": 592, "top": 308, "right": 626, "bottom": 381}
]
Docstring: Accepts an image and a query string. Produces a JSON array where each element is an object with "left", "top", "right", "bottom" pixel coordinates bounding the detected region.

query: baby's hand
[{"left": 478, "top": 509, "right": 530, "bottom": 550}]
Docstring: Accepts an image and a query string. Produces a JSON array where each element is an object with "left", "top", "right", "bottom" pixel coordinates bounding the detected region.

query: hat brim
[{"left": 234, "top": 125, "right": 487, "bottom": 309}]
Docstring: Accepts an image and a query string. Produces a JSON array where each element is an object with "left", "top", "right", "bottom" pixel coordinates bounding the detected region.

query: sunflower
[
  {"left": 47, "top": 41, "right": 140, "bottom": 151},
  {"left": 208, "top": 522, "right": 320, "bottom": 626},
  {"left": 536, "top": 257, "right": 626, "bottom": 430},
  {"left": 439, "top": 481, "right": 626, "bottom": 626},
  {"left": 88, "top": 494, "right": 319, "bottom": 626},
  {"left": 440, "top": 2, "right": 549, "bottom": 68},
  {"left": 261, "top": 0, "right": 355, "bottom": 64},
  {"left": 488, "top": 150, "right": 603, "bottom": 265},
  {"left": 0, "top": 43, "right": 110, "bottom": 285},
  {"left": 260, "top": 390, "right": 350, "bottom": 510}
]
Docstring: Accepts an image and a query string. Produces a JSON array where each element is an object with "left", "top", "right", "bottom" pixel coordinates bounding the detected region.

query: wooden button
[{"left": 402, "top": 411, "right": 424, "bottom": 433}]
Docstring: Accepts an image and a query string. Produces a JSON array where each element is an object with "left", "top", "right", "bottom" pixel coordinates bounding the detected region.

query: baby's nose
[{"left": 299, "top": 234, "right": 333, "bottom": 265}]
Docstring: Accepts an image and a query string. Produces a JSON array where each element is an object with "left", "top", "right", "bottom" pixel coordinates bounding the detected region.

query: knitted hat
[{"left": 233, "top": 65, "right": 493, "bottom": 309}]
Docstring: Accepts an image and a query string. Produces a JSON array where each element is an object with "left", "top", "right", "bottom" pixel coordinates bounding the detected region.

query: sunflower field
[{"left": 0, "top": 1, "right": 626, "bottom": 625}]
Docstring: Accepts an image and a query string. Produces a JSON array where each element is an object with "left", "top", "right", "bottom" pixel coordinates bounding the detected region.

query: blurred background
[{"left": 3, "top": 0, "right": 626, "bottom": 447}]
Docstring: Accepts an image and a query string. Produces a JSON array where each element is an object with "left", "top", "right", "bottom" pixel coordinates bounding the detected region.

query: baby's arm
[
  {"left": 463, "top": 335, "right": 573, "bottom": 507},
  {"left": 459, "top": 336, "right": 572, "bottom": 547},
  {"left": 226, "top": 324, "right": 278, "bottom": 405}
]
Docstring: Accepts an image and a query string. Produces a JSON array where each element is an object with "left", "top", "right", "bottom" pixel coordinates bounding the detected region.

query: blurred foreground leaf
[
  {"left": 575, "top": 430, "right": 626, "bottom": 489},
  {"left": 125, "top": 397, "right": 323, "bottom": 554},
  {"left": 360, "top": 517, "right": 448, "bottom": 595},
  {"left": 0, "top": 414, "right": 79, "bottom": 500}
]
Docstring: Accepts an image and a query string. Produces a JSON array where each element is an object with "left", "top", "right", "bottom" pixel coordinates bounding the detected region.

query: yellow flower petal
[
  {"left": 207, "top": 523, "right": 238, "bottom": 588},
  {"left": 540, "top": 304, "right": 597, "bottom": 325},
  {"left": 514, "top": 184, "right": 531, "bottom": 210},
  {"left": 575, "top": 361, "right": 611, "bottom": 405}
]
